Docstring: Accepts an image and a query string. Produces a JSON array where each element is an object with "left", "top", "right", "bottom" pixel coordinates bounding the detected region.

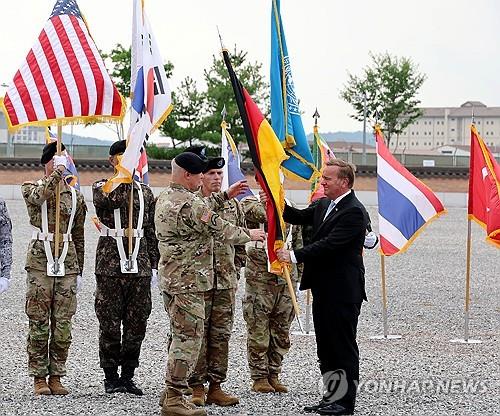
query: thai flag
[{"left": 376, "top": 126, "right": 445, "bottom": 255}]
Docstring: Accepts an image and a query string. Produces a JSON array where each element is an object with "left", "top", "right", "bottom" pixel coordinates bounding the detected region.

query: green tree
[
  {"left": 102, "top": 44, "right": 174, "bottom": 98},
  {"left": 340, "top": 52, "right": 426, "bottom": 147},
  {"left": 159, "top": 77, "right": 206, "bottom": 148},
  {"left": 201, "top": 46, "right": 269, "bottom": 145}
]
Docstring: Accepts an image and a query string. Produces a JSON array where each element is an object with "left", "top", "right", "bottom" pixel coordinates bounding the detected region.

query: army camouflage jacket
[
  {"left": 93, "top": 180, "right": 159, "bottom": 277},
  {"left": 200, "top": 190, "right": 246, "bottom": 290},
  {"left": 0, "top": 198, "right": 13, "bottom": 280},
  {"left": 21, "top": 169, "right": 86, "bottom": 275},
  {"left": 155, "top": 183, "right": 251, "bottom": 295},
  {"left": 241, "top": 196, "right": 303, "bottom": 285}
]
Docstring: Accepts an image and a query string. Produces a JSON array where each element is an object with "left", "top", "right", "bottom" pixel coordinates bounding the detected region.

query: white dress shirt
[{"left": 289, "top": 190, "right": 352, "bottom": 264}]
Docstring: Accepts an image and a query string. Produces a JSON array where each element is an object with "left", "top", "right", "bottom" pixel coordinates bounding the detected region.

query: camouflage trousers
[
  {"left": 189, "top": 288, "right": 236, "bottom": 386},
  {"left": 163, "top": 291, "right": 205, "bottom": 393},
  {"left": 95, "top": 275, "right": 152, "bottom": 369},
  {"left": 25, "top": 269, "right": 77, "bottom": 377},
  {"left": 242, "top": 280, "right": 296, "bottom": 380}
]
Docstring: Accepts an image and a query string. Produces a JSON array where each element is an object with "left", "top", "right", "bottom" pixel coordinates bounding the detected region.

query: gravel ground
[{"left": 0, "top": 200, "right": 498, "bottom": 416}]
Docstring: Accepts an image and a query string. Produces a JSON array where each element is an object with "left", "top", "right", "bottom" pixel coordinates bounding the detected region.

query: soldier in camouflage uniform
[
  {"left": 0, "top": 198, "right": 13, "bottom": 295},
  {"left": 188, "top": 157, "right": 246, "bottom": 407},
  {"left": 22, "top": 141, "right": 86, "bottom": 395},
  {"left": 92, "top": 140, "right": 159, "bottom": 395},
  {"left": 240, "top": 195, "right": 302, "bottom": 394},
  {"left": 155, "top": 152, "right": 265, "bottom": 416}
]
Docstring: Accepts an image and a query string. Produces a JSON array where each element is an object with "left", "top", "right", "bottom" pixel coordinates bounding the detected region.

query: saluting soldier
[
  {"left": 240, "top": 194, "right": 302, "bottom": 394},
  {"left": 22, "top": 141, "right": 86, "bottom": 396},
  {"left": 92, "top": 140, "right": 159, "bottom": 395},
  {"left": 188, "top": 156, "right": 246, "bottom": 407},
  {"left": 155, "top": 151, "right": 265, "bottom": 416},
  {"left": 0, "top": 197, "right": 13, "bottom": 295}
]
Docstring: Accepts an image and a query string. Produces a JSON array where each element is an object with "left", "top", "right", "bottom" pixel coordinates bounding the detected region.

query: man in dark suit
[{"left": 276, "top": 159, "right": 368, "bottom": 415}]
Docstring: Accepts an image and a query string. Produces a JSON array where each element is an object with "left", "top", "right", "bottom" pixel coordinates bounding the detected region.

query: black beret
[
  {"left": 109, "top": 140, "right": 127, "bottom": 156},
  {"left": 41, "top": 141, "right": 66, "bottom": 165},
  {"left": 203, "top": 157, "right": 225, "bottom": 173},
  {"left": 183, "top": 145, "right": 207, "bottom": 160},
  {"left": 174, "top": 152, "right": 208, "bottom": 174}
]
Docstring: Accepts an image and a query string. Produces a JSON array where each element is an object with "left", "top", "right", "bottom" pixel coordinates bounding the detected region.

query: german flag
[
  {"left": 222, "top": 48, "right": 288, "bottom": 274},
  {"left": 468, "top": 125, "right": 500, "bottom": 247}
]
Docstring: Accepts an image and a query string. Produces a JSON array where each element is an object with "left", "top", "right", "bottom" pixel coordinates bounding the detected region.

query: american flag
[{"left": 1, "top": 0, "right": 124, "bottom": 129}]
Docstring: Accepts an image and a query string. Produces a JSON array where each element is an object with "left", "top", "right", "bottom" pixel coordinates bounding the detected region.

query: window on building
[{"left": 451, "top": 128, "right": 455, "bottom": 132}]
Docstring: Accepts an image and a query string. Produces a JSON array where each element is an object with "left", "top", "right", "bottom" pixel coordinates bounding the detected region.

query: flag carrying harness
[{"left": 31, "top": 184, "right": 77, "bottom": 276}]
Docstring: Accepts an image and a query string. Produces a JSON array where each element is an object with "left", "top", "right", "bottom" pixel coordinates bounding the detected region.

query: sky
[{"left": 1, "top": 0, "right": 500, "bottom": 142}]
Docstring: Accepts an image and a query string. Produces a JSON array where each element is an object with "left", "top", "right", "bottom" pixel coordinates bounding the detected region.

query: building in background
[
  {"left": 396, "top": 101, "right": 500, "bottom": 152},
  {"left": 0, "top": 112, "right": 46, "bottom": 145}
]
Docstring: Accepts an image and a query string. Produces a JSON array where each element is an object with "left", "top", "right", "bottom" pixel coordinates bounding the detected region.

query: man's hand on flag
[
  {"left": 226, "top": 180, "right": 250, "bottom": 199},
  {"left": 276, "top": 248, "right": 291, "bottom": 263},
  {"left": 258, "top": 190, "right": 268, "bottom": 204},
  {"left": 249, "top": 229, "right": 266, "bottom": 242}
]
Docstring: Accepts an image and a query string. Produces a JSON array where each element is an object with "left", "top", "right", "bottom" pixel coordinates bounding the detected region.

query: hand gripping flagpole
[{"left": 370, "top": 254, "right": 402, "bottom": 340}]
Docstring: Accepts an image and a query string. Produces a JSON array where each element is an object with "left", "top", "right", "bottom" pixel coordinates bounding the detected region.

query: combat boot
[
  {"left": 120, "top": 366, "right": 143, "bottom": 396},
  {"left": 268, "top": 376, "right": 288, "bottom": 393},
  {"left": 206, "top": 382, "right": 239, "bottom": 406},
  {"left": 161, "top": 388, "right": 207, "bottom": 416},
  {"left": 159, "top": 387, "right": 196, "bottom": 409},
  {"left": 252, "top": 378, "right": 276, "bottom": 393},
  {"left": 34, "top": 377, "right": 51, "bottom": 395},
  {"left": 48, "top": 375, "right": 69, "bottom": 395},
  {"left": 190, "top": 384, "right": 205, "bottom": 406},
  {"left": 104, "top": 366, "right": 125, "bottom": 394}
]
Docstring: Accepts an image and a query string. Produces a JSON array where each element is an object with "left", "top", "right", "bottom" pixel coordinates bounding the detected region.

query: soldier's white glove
[
  {"left": 0, "top": 277, "right": 9, "bottom": 294},
  {"left": 364, "top": 231, "right": 378, "bottom": 249},
  {"left": 53, "top": 155, "right": 68, "bottom": 170},
  {"left": 151, "top": 269, "right": 158, "bottom": 289},
  {"left": 76, "top": 275, "right": 82, "bottom": 293}
]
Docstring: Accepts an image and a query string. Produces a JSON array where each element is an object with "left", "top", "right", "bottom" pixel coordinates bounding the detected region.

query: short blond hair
[{"left": 326, "top": 159, "right": 356, "bottom": 188}]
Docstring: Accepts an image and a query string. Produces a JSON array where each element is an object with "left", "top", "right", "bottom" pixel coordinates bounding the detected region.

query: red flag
[
  {"left": 468, "top": 125, "right": 500, "bottom": 247},
  {"left": 1, "top": 0, "right": 124, "bottom": 130}
]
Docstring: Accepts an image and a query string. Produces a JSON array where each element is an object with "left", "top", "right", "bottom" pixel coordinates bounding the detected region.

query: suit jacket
[{"left": 283, "top": 191, "right": 368, "bottom": 303}]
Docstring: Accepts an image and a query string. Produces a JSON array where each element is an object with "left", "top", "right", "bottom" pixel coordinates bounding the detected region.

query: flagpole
[
  {"left": 305, "top": 289, "right": 312, "bottom": 334},
  {"left": 53, "top": 122, "right": 63, "bottom": 275},
  {"left": 282, "top": 265, "right": 303, "bottom": 332},
  {"left": 370, "top": 254, "right": 401, "bottom": 340},
  {"left": 451, "top": 219, "right": 481, "bottom": 344}
]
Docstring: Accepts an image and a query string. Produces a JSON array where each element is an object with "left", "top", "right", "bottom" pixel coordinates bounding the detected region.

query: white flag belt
[{"left": 31, "top": 230, "right": 73, "bottom": 242}]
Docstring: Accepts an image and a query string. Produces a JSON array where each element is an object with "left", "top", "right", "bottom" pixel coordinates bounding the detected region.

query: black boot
[
  {"left": 120, "top": 366, "right": 143, "bottom": 396},
  {"left": 103, "top": 367, "right": 125, "bottom": 394}
]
